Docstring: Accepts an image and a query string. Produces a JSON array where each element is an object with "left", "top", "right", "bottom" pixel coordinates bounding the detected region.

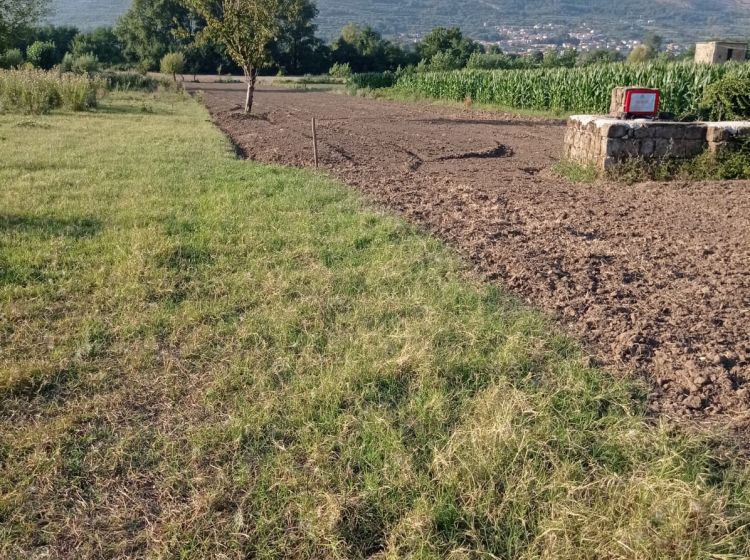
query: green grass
[
  {"left": 553, "top": 161, "right": 600, "bottom": 184},
  {"left": 1, "top": 91, "right": 750, "bottom": 559},
  {"left": 558, "top": 141, "right": 750, "bottom": 185}
]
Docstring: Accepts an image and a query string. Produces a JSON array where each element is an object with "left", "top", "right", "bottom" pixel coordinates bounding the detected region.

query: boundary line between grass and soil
[{"left": 2, "top": 90, "right": 750, "bottom": 559}]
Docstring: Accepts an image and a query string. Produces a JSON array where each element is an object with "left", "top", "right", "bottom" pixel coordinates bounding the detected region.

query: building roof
[{"left": 697, "top": 41, "right": 748, "bottom": 48}]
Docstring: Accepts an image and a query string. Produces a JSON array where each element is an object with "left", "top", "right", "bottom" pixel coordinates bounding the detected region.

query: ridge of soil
[{"left": 187, "top": 83, "right": 750, "bottom": 424}]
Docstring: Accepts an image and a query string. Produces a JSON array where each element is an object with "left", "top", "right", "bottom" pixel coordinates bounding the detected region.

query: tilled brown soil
[{"left": 188, "top": 83, "right": 750, "bottom": 423}]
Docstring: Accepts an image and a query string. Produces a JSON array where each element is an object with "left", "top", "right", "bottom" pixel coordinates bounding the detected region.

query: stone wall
[
  {"left": 706, "top": 122, "right": 750, "bottom": 154},
  {"left": 564, "top": 116, "right": 750, "bottom": 170}
]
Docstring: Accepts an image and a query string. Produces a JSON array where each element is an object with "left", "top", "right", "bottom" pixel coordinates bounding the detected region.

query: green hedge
[{"left": 348, "top": 71, "right": 398, "bottom": 90}]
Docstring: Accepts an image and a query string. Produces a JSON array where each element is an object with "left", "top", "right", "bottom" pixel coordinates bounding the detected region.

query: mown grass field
[{"left": 1, "top": 91, "right": 750, "bottom": 559}]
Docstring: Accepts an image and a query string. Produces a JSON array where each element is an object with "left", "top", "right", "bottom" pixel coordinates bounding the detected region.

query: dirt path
[{"left": 187, "top": 83, "right": 750, "bottom": 423}]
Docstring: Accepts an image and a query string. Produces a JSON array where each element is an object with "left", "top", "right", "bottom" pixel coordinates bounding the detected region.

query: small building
[{"left": 695, "top": 41, "right": 747, "bottom": 64}]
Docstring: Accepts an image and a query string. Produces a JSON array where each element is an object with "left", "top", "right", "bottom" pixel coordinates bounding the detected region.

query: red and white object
[
  {"left": 610, "top": 87, "right": 661, "bottom": 118},
  {"left": 623, "top": 88, "right": 661, "bottom": 117}
]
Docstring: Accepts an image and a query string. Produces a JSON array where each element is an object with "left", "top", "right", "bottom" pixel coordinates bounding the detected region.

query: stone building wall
[{"left": 695, "top": 42, "right": 748, "bottom": 64}]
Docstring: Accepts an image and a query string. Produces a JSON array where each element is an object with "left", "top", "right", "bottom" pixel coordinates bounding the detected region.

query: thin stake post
[{"left": 311, "top": 117, "right": 319, "bottom": 168}]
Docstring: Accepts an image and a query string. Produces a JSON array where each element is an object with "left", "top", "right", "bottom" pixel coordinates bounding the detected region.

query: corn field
[
  {"left": 348, "top": 71, "right": 398, "bottom": 90},
  {"left": 382, "top": 62, "right": 750, "bottom": 117}
]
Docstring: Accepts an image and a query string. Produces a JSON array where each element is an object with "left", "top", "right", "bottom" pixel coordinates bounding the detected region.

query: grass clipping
[{"left": 0, "top": 91, "right": 749, "bottom": 559}]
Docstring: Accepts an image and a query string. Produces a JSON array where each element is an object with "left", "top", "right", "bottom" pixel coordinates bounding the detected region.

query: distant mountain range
[
  {"left": 50, "top": 0, "right": 130, "bottom": 30},
  {"left": 49, "top": 0, "right": 750, "bottom": 42}
]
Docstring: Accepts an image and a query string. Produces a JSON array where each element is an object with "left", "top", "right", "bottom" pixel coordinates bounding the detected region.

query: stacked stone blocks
[{"left": 564, "top": 116, "right": 750, "bottom": 170}]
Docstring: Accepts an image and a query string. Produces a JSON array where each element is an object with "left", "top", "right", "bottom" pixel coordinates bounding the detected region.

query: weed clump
[
  {"left": 553, "top": 160, "right": 598, "bottom": 183},
  {"left": 99, "top": 71, "right": 178, "bottom": 93},
  {"left": 0, "top": 69, "right": 103, "bottom": 114},
  {"left": 683, "top": 138, "right": 750, "bottom": 180},
  {"left": 559, "top": 140, "right": 750, "bottom": 184},
  {"left": 700, "top": 74, "right": 750, "bottom": 121}
]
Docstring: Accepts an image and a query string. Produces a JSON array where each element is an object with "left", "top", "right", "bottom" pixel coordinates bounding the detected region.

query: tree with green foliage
[
  {"left": 161, "top": 51, "right": 185, "bottom": 81},
  {"left": 528, "top": 50, "right": 544, "bottom": 64},
  {"left": 10, "top": 24, "right": 77, "bottom": 64},
  {"left": 542, "top": 48, "right": 560, "bottom": 68},
  {"left": 644, "top": 32, "right": 663, "bottom": 53},
  {"left": 26, "top": 39, "right": 55, "bottom": 69},
  {"left": 466, "top": 51, "right": 509, "bottom": 70},
  {"left": 628, "top": 44, "right": 653, "bottom": 63},
  {"left": 578, "top": 49, "right": 625, "bottom": 66},
  {"left": 331, "top": 24, "right": 411, "bottom": 73},
  {"left": 115, "top": 0, "right": 194, "bottom": 70},
  {"left": 416, "top": 27, "right": 482, "bottom": 69},
  {"left": 268, "top": 0, "right": 329, "bottom": 75},
  {"left": 182, "top": 39, "right": 214, "bottom": 79},
  {"left": 0, "top": 47, "right": 22, "bottom": 68},
  {"left": 628, "top": 33, "right": 663, "bottom": 64},
  {"left": 170, "top": 3, "right": 238, "bottom": 77},
  {"left": 700, "top": 74, "right": 750, "bottom": 121},
  {"left": 427, "top": 49, "right": 465, "bottom": 71},
  {"left": 557, "top": 47, "right": 578, "bottom": 68},
  {"left": 0, "top": 0, "right": 49, "bottom": 50},
  {"left": 183, "top": 0, "right": 306, "bottom": 114},
  {"left": 70, "top": 27, "right": 123, "bottom": 66}
]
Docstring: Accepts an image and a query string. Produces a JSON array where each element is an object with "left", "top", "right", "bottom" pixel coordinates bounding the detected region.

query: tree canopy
[
  {"left": 114, "top": 0, "right": 195, "bottom": 70},
  {"left": 182, "top": 0, "right": 308, "bottom": 112},
  {"left": 416, "top": 26, "right": 482, "bottom": 69},
  {"left": 330, "top": 24, "right": 413, "bottom": 73},
  {"left": 269, "top": 0, "right": 328, "bottom": 75},
  {"left": 71, "top": 27, "right": 123, "bottom": 64},
  {"left": 0, "top": 0, "right": 49, "bottom": 50}
]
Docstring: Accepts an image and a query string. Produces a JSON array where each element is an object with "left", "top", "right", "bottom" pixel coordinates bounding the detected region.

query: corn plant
[{"left": 387, "top": 61, "right": 750, "bottom": 117}]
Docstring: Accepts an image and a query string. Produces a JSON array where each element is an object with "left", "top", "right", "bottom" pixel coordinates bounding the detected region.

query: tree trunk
[{"left": 243, "top": 66, "right": 258, "bottom": 114}]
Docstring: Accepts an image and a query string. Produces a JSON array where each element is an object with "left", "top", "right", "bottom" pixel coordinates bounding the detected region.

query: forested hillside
[
  {"left": 49, "top": 0, "right": 750, "bottom": 40},
  {"left": 50, "top": 0, "right": 131, "bottom": 29}
]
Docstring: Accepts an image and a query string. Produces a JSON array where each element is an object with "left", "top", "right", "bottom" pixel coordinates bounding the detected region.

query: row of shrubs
[
  {"left": 0, "top": 69, "right": 178, "bottom": 115},
  {"left": 0, "top": 41, "right": 107, "bottom": 74},
  {"left": 2, "top": 46, "right": 116, "bottom": 76},
  {"left": 2, "top": 45, "right": 188, "bottom": 83}
]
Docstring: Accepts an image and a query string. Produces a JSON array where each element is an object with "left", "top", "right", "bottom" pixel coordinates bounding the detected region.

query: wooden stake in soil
[{"left": 311, "top": 117, "right": 319, "bottom": 168}]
